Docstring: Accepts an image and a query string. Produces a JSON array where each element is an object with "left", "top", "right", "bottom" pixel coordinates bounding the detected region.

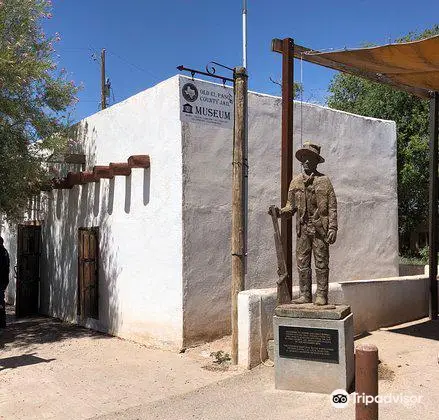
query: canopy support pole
[
  {"left": 429, "top": 91, "right": 439, "bottom": 320},
  {"left": 271, "top": 38, "right": 295, "bottom": 295}
]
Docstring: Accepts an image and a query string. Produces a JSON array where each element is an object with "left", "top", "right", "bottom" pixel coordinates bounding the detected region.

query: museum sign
[{"left": 179, "top": 78, "right": 234, "bottom": 129}]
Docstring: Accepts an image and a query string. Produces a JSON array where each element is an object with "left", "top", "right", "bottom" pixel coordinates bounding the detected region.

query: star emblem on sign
[
  {"left": 182, "top": 83, "right": 198, "bottom": 102},
  {"left": 185, "top": 86, "right": 195, "bottom": 99}
]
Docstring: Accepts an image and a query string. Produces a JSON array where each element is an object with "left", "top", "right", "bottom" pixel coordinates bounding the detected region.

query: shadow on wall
[
  {"left": 42, "top": 182, "right": 123, "bottom": 336},
  {"left": 40, "top": 122, "right": 124, "bottom": 337},
  {"left": 15, "top": 120, "right": 152, "bottom": 341},
  {"left": 125, "top": 175, "right": 131, "bottom": 213},
  {"left": 143, "top": 168, "right": 150, "bottom": 206},
  {"left": 107, "top": 168, "right": 150, "bottom": 215},
  {"left": 69, "top": 121, "right": 97, "bottom": 168}
]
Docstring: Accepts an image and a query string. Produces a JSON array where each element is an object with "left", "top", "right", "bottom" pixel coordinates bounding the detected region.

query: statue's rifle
[{"left": 268, "top": 205, "right": 292, "bottom": 305}]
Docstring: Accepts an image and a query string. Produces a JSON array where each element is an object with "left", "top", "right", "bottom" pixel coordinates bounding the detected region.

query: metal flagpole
[
  {"left": 241, "top": 0, "right": 249, "bottom": 278},
  {"left": 242, "top": 0, "right": 248, "bottom": 69}
]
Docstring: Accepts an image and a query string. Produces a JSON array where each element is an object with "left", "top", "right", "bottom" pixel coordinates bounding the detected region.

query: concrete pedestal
[{"left": 274, "top": 304, "right": 354, "bottom": 394}]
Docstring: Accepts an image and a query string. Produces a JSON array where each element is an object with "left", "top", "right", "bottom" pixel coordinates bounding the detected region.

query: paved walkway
[{"left": 1, "top": 306, "right": 439, "bottom": 419}]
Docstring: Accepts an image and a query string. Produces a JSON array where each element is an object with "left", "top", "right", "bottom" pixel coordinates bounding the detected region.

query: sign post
[{"left": 176, "top": 64, "right": 247, "bottom": 365}]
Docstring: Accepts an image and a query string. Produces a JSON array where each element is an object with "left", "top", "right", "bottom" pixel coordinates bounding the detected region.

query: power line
[
  {"left": 105, "top": 49, "right": 160, "bottom": 81},
  {"left": 58, "top": 47, "right": 160, "bottom": 81},
  {"left": 58, "top": 46, "right": 162, "bottom": 109},
  {"left": 58, "top": 48, "right": 94, "bottom": 52}
]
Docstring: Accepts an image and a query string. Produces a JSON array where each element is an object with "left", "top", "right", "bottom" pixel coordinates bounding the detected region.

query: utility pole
[
  {"left": 101, "top": 49, "right": 107, "bottom": 110},
  {"left": 231, "top": 67, "right": 248, "bottom": 365}
]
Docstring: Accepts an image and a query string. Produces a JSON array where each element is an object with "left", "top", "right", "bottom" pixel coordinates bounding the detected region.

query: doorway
[
  {"left": 15, "top": 224, "right": 41, "bottom": 317},
  {"left": 78, "top": 227, "right": 99, "bottom": 319}
]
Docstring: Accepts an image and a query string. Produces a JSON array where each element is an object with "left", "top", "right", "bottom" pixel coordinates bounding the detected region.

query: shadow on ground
[
  {"left": 385, "top": 319, "right": 439, "bottom": 341},
  {"left": 0, "top": 305, "right": 111, "bottom": 350},
  {"left": 0, "top": 353, "right": 55, "bottom": 371}
]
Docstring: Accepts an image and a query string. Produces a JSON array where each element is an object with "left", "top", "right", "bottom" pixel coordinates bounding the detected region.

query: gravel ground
[
  {"left": 0, "top": 306, "right": 241, "bottom": 420},
  {"left": 1, "top": 306, "right": 439, "bottom": 420}
]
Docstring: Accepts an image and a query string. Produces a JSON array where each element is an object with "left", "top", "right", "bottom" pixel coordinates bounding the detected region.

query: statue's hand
[
  {"left": 268, "top": 206, "right": 281, "bottom": 218},
  {"left": 326, "top": 229, "right": 337, "bottom": 244}
]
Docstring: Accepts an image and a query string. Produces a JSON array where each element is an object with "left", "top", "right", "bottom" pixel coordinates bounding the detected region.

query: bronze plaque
[{"left": 279, "top": 326, "right": 339, "bottom": 364}]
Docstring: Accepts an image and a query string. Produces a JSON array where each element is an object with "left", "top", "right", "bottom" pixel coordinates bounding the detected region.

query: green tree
[
  {"left": 326, "top": 26, "right": 439, "bottom": 253},
  {"left": 0, "top": 0, "right": 79, "bottom": 220},
  {"left": 293, "top": 82, "right": 303, "bottom": 99}
]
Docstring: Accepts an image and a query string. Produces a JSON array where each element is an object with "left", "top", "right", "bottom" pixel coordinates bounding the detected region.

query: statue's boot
[
  {"left": 292, "top": 268, "right": 312, "bottom": 304},
  {"left": 315, "top": 268, "right": 329, "bottom": 306}
]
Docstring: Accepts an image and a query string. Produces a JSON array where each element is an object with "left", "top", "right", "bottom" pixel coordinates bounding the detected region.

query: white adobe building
[{"left": 3, "top": 75, "right": 398, "bottom": 349}]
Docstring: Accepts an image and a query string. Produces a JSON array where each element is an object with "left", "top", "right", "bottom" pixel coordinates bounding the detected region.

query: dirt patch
[
  {"left": 378, "top": 362, "right": 395, "bottom": 381},
  {"left": 182, "top": 335, "right": 243, "bottom": 373},
  {"left": 201, "top": 363, "right": 230, "bottom": 372}
]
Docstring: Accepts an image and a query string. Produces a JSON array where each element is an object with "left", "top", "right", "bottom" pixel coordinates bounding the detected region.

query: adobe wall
[{"left": 5, "top": 76, "right": 185, "bottom": 348}]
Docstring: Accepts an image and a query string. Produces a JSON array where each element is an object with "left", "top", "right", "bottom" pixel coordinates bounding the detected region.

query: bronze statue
[{"left": 276, "top": 142, "right": 337, "bottom": 306}]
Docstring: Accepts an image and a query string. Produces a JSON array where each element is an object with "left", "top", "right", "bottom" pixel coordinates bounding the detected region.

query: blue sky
[{"left": 43, "top": 1, "right": 439, "bottom": 122}]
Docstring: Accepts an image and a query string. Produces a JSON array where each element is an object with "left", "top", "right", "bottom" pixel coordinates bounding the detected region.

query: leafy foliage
[
  {"left": 0, "top": 0, "right": 79, "bottom": 219},
  {"left": 210, "top": 350, "right": 231, "bottom": 364},
  {"left": 326, "top": 26, "right": 439, "bottom": 252},
  {"left": 293, "top": 82, "right": 303, "bottom": 99},
  {"left": 419, "top": 245, "right": 430, "bottom": 264}
]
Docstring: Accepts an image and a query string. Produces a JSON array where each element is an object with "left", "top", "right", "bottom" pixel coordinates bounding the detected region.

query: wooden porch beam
[
  {"left": 80, "top": 171, "right": 99, "bottom": 183},
  {"left": 109, "top": 162, "right": 132, "bottom": 176},
  {"left": 128, "top": 155, "right": 150, "bottom": 169},
  {"left": 93, "top": 166, "right": 114, "bottom": 179}
]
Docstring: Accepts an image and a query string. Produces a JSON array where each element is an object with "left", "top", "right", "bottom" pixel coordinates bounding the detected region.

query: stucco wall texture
[
  {"left": 5, "top": 76, "right": 185, "bottom": 348},
  {"left": 182, "top": 79, "right": 398, "bottom": 346},
  {"left": 4, "top": 76, "right": 398, "bottom": 348}
]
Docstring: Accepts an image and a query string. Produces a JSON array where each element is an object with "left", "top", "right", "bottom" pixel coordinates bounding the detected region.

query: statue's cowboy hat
[{"left": 295, "top": 142, "right": 325, "bottom": 164}]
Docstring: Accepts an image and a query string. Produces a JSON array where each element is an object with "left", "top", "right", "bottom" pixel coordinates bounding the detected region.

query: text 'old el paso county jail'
[{"left": 179, "top": 78, "right": 234, "bottom": 128}]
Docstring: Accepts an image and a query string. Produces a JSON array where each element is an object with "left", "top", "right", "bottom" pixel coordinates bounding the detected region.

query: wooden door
[
  {"left": 78, "top": 228, "right": 99, "bottom": 319},
  {"left": 16, "top": 225, "right": 41, "bottom": 317}
]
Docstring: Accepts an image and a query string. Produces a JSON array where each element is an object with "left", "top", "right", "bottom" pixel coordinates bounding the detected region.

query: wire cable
[{"left": 106, "top": 50, "right": 160, "bottom": 81}]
